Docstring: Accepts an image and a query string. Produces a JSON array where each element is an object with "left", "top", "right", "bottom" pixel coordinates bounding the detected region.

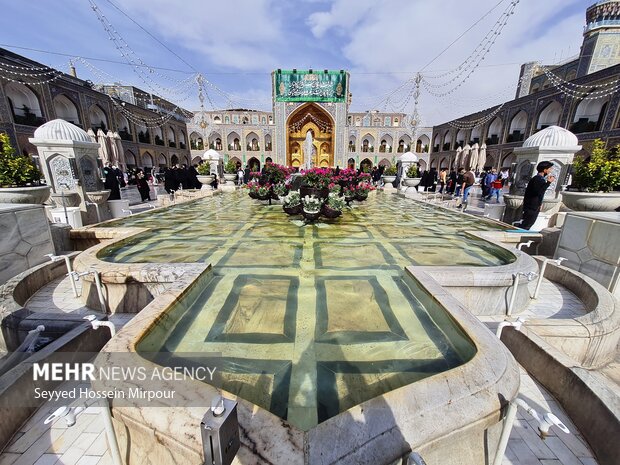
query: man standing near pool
[{"left": 520, "top": 161, "right": 555, "bottom": 230}]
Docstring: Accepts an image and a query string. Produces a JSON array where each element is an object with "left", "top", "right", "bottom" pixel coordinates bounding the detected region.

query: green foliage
[
  {"left": 383, "top": 164, "right": 397, "bottom": 176},
  {"left": 0, "top": 132, "right": 41, "bottom": 187},
  {"left": 224, "top": 159, "right": 238, "bottom": 174},
  {"left": 572, "top": 139, "right": 620, "bottom": 193},
  {"left": 196, "top": 162, "right": 211, "bottom": 175},
  {"left": 406, "top": 164, "right": 419, "bottom": 178}
]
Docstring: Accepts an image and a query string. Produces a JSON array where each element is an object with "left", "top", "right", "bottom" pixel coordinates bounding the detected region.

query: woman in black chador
[
  {"left": 103, "top": 162, "right": 121, "bottom": 200},
  {"left": 135, "top": 169, "right": 151, "bottom": 202}
]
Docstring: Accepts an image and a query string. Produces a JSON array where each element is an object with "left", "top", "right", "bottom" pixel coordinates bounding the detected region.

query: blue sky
[{"left": 0, "top": 0, "right": 589, "bottom": 124}]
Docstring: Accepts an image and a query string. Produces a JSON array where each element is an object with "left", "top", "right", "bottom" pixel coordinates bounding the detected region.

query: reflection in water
[{"left": 103, "top": 192, "right": 510, "bottom": 430}]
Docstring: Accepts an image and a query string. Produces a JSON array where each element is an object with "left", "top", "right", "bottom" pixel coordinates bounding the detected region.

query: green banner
[{"left": 274, "top": 70, "right": 347, "bottom": 102}]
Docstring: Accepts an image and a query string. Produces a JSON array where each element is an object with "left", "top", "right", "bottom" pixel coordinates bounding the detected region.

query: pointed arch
[
  {"left": 572, "top": 96, "right": 610, "bottom": 133},
  {"left": 88, "top": 104, "right": 108, "bottom": 132},
  {"left": 5, "top": 82, "right": 45, "bottom": 126},
  {"left": 227, "top": 131, "right": 241, "bottom": 151},
  {"left": 379, "top": 134, "right": 393, "bottom": 153},
  {"left": 246, "top": 131, "right": 260, "bottom": 151},
  {"left": 286, "top": 102, "right": 334, "bottom": 167},
  {"left": 53, "top": 94, "right": 80, "bottom": 126},
  {"left": 507, "top": 110, "right": 527, "bottom": 142},
  {"left": 536, "top": 100, "right": 562, "bottom": 129}
]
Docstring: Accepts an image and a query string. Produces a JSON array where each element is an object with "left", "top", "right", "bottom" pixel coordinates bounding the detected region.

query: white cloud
[
  {"left": 306, "top": 0, "right": 586, "bottom": 123},
  {"left": 112, "top": 0, "right": 283, "bottom": 71}
]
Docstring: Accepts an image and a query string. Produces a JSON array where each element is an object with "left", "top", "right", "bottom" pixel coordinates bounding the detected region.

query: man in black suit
[{"left": 520, "top": 161, "right": 556, "bottom": 230}]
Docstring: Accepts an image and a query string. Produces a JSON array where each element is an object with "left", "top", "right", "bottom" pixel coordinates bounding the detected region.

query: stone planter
[
  {"left": 382, "top": 175, "right": 397, "bottom": 184},
  {"left": 561, "top": 191, "right": 620, "bottom": 212},
  {"left": 403, "top": 177, "right": 421, "bottom": 188},
  {"left": 85, "top": 190, "right": 111, "bottom": 204},
  {"left": 355, "top": 192, "right": 368, "bottom": 201},
  {"left": 0, "top": 185, "right": 51, "bottom": 204},
  {"left": 51, "top": 191, "right": 81, "bottom": 208},
  {"left": 223, "top": 173, "right": 237, "bottom": 184},
  {"left": 196, "top": 175, "right": 215, "bottom": 188}
]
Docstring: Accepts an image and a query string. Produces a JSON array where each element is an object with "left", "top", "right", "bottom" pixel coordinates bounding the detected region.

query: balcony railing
[
  {"left": 138, "top": 132, "right": 150, "bottom": 144},
  {"left": 155, "top": 136, "right": 164, "bottom": 146},
  {"left": 169, "top": 141, "right": 176, "bottom": 148},
  {"left": 485, "top": 136, "right": 499, "bottom": 146},
  {"left": 506, "top": 132, "right": 524, "bottom": 143},
  {"left": 13, "top": 114, "right": 46, "bottom": 127},
  {"left": 191, "top": 141, "right": 204, "bottom": 150},
  {"left": 442, "top": 143, "right": 451, "bottom": 151},
  {"left": 119, "top": 130, "right": 133, "bottom": 141},
  {"left": 179, "top": 142, "right": 186, "bottom": 150},
  {"left": 570, "top": 119, "right": 597, "bottom": 134}
]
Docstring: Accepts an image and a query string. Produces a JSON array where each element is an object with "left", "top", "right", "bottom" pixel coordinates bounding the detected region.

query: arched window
[
  {"left": 179, "top": 130, "right": 187, "bottom": 149},
  {"left": 224, "top": 115, "right": 230, "bottom": 124},
  {"left": 208, "top": 132, "right": 221, "bottom": 150},
  {"left": 536, "top": 101, "right": 562, "bottom": 129},
  {"left": 379, "top": 134, "right": 393, "bottom": 153},
  {"left": 262, "top": 116, "right": 266, "bottom": 124},
  {"left": 442, "top": 130, "right": 452, "bottom": 151},
  {"left": 398, "top": 135, "right": 411, "bottom": 153},
  {"left": 227, "top": 132, "right": 241, "bottom": 151},
  {"left": 153, "top": 126, "right": 164, "bottom": 146},
  {"left": 246, "top": 132, "right": 259, "bottom": 151},
  {"left": 213, "top": 116, "right": 221, "bottom": 124},
  {"left": 361, "top": 134, "right": 374, "bottom": 152},
  {"left": 136, "top": 121, "right": 150, "bottom": 144},
  {"left": 572, "top": 96, "right": 610, "bottom": 133},
  {"left": 348, "top": 135, "right": 356, "bottom": 152},
  {"left": 167, "top": 126, "right": 176, "bottom": 147},
  {"left": 88, "top": 105, "right": 108, "bottom": 132},
  {"left": 455, "top": 129, "right": 466, "bottom": 148},
  {"left": 190, "top": 131, "right": 203, "bottom": 150},
  {"left": 6, "top": 82, "right": 45, "bottom": 126},
  {"left": 432, "top": 133, "right": 441, "bottom": 152},
  {"left": 265, "top": 134, "right": 272, "bottom": 151},
  {"left": 486, "top": 118, "right": 502, "bottom": 145},
  {"left": 116, "top": 114, "right": 132, "bottom": 141},
  {"left": 470, "top": 126, "right": 481, "bottom": 144},
  {"left": 53, "top": 94, "right": 80, "bottom": 126},
  {"left": 416, "top": 135, "right": 430, "bottom": 153},
  {"left": 507, "top": 110, "right": 527, "bottom": 142}
]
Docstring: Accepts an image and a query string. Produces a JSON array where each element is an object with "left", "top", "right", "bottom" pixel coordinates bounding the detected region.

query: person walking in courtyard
[
  {"left": 438, "top": 168, "right": 447, "bottom": 193},
  {"left": 135, "top": 169, "right": 151, "bottom": 202},
  {"left": 520, "top": 161, "right": 555, "bottom": 230},
  {"left": 103, "top": 162, "right": 121, "bottom": 200},
  {"left": 457, "top": 167, "right": 475, "bottom": 209}
]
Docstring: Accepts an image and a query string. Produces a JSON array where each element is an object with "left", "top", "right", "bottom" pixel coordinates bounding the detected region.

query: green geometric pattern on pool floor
[{"left": 106, "top": 192, "right": 507, "bottom": 430}]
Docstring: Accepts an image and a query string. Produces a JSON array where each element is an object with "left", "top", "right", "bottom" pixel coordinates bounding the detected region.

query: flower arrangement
[
  {"left": 357, "top": 182, "right": 375, "bottom": 195},
  {"left": 343, "top": 185, "right": 356, "bottom": 198},
  {"left": 246, "top": 181, "right": 260, "bottom": 194},
  {"left": 406, "top": 164, "right": 419, "bottom": 178},
  {"left": 302, "top": 194, "right": 322, "bottom": 213},
  {"left": 326, "top": 193, "right": 346, "bottom": 210},
  {"left": 572, "top": 139, "right": 620, "bottom": 193},
  {"left": 196, "top": 161, "right": 211, "bottom": 175},
  {"left": 256, "top": 183, "right": 272, "bottom": 197},
  {"left": 383, "top": 164, "right": 398, "bottom": 176},
  {"left": 282, "top": 191, "right": 301, "bottom": 207},
  {"left": 224, "top": 159, "right": 238, "bottom": 174},
  {"left": 263, "top": 162, "right": 291, "bottom": 185},
  {"left": 337, "top": 168, "right": 358, "bottom": 184},
  {"left": 273, "top": 182, "right": 288, "bottom": 197},
  {"left": 250, "top": 171, "right": 261, "bottom": 181},
  {"left": 0, "top": 132, "right": 41, "bottom": 187},
  {"left": 328, "top": 182, "right": 341, "bottom": 194},
  {"left": 300, "top": 167, "right": 334, "bottom": 189}
]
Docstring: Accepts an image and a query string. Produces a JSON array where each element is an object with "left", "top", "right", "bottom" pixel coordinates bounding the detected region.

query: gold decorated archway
[{"left": 287, "top": 103, "right": 334, "bottom": 168}]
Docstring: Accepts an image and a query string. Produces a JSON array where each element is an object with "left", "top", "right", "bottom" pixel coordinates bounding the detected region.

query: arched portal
[{"left": 287, "top": 103, "right": 334, "bottom": 167}]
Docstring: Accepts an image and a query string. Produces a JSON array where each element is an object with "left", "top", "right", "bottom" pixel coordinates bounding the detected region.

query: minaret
[{"left": 577, "top": 1, "right": 620, "bottom": 77}]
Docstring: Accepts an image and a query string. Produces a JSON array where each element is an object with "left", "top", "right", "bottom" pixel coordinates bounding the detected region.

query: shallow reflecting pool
[{"left": 100, "top": 192, "right": 513, "bottom": 430}]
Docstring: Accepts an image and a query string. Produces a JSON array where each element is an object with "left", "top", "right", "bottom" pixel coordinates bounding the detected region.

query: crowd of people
[{"left": 102, "top": 161, "right": 215, "bottom": 203}]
